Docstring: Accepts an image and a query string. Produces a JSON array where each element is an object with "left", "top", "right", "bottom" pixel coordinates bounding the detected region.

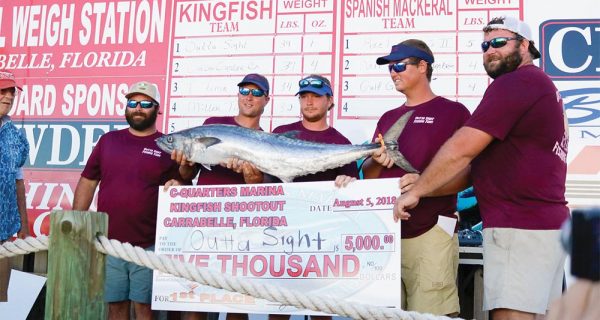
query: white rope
[
  {"left": 93, "top": 236, "right": 456, "bottom": 320},
  {"left": 0, "top": 236, "right": 459, "bottom": 320},
  {"left": 0, "top": 236, "right": 49, "bottom": 258}
]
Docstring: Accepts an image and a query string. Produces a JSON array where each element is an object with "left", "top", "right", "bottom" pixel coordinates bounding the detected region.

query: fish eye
[{"left": 167, "top": 136, "right": 173, "bottom": 143}]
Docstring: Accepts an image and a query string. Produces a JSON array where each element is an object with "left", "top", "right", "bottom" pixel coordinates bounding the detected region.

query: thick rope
[
  {"left": 0, "top": 236, "right": 49, "bottom": 258},
  {"left": 0, "top": 236, "right": 458, "bottom": 320}
]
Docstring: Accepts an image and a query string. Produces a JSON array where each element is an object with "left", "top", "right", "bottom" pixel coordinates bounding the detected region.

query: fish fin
[
  {"left": 385, "top": 143, "right": 419, "bottom": 173},
  {"left": 278, "top": 131, "right": 301, "bottom": 139},
  {"left": 381, "top": 110, "right": 419, "bottom": 173},
  {"left": 382, "top": 110, "right": 413, "bottom": 143},
  {"left": 195, "top": 137, "right": 221, "bottom": 147},
  {"left": 201, "top": 163, "right": 212, "bottom": 171}
]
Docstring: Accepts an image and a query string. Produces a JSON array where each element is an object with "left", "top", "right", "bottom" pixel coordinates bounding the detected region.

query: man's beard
[
  {"left": 484, "top": 46, "right": 523, "bottom": 79},
  {"left": 126, "top": 107, "right": 158, "bottom": 131},
  {"left": 302, "top": 108, "right": 328, "bottom": 123}
]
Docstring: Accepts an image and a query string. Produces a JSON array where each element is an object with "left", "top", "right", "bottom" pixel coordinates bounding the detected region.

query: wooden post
[{"left": 44, "top": 210, "right": 108, "bottom": 320}]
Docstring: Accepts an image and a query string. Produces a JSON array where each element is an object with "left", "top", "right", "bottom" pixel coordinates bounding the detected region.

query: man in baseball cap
[
  {"left": 395, "top": 15, "right": 569, "bottom": 320},
  {"left": 0, "top": 70, "right": 22, "bottom": 91},
  {"left": 483, "top": 16, "right": 541, "bottom": 59},
  {"left": 125, "top": 81, "right": 161, "bottom": 104},
  {"left": 237, "top": 73, "right": 270, "bottom": 94},
  {"left": 0, "top": 70, "right": 29, "bottom": 302},
  {"left": 74, "top": 78, "right": 187, "bottom": 319},
  {"left": 295, "top": 74, "right": 333, "bottom": 98}
]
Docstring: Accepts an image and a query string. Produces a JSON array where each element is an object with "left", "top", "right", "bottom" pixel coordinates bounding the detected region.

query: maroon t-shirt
[
  {"left": 81, "top": 129, "right": 182, "bottom": 247},
  {"left": 373, "top": 97, "right": 470, "bottom": 238},
  {"left": 272, "top": 121, "right": 359, "bottom": 182},
  {"left": 196, "top": 116, "right": 261, "bottom": 185},
  {"left": 466, "top": 65, "right": 569, "bottom": 230}
]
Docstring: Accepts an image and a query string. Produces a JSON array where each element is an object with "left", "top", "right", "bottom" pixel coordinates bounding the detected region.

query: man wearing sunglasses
[
  {"left": 0, "top": 70, "right": 29, "bottom": 303},
  {"left": 394, "top": 17, "right": 569, "bottom": 320},
  {"left": 175, "top": 73, "right": 270, "bottom": 189},
  {"left": 341, "top": 39, "right": 470, "bottom": 317},
  {"left": 268, "top": 75, "right": 358, "bottom": 319},
  {"left": 173, "top": 73, "right": 270, "bottom": 320},
  {"left": 271, "top": 74, "right": 358, "bottom": 183},
  {"left": 73, "top": 81, "right": 188, "bottom": 320}
]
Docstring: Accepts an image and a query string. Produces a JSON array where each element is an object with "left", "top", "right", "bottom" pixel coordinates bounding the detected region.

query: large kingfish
[{"left": 156, "top": 111, "right": 417, "bottom": 182}]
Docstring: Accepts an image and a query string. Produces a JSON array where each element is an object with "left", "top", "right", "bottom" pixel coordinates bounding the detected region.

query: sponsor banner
[
  {"left": 0, "top": 1, "right": 171, "bottom": 77},
  {"left": 540, "top": 19, "right": 600, "bottom": 80},
  {"left": 152, "top": 178, "right": 401, "bottom": 314},
  {"left": 21, "top": 170, "right": 83, "bottom": 237},
  {"left": 14, "top": 120, "right": 128, "bottom": 169}
]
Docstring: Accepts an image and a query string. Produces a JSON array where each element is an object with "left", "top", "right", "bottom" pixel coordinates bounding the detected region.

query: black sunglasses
[
  {"left": 126, "top": 100, "right": 157, "bottom": 109},
  {"left": 239, "top": 87, "right": 265, "bottom": 97},
  {"left": 388, "top": 61, "right": 419, "bottom": 73},
  {"left": 299, "top": 78, "right": 325, "bottom": 88},
  {"left": 481, "top": 37, "right": 520, "bottom": 53}
]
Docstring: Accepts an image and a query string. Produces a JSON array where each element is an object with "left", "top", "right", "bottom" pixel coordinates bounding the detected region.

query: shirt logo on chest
[
  {"left": 413, "top": 116, "right": 435, "bottom": 124},
  {"left": 142, "top": 148, "right": 162, "bottom": 158}
]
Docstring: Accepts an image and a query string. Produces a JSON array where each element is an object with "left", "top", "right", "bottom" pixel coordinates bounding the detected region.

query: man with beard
[
  {"left": 394, "top": 17, "right": 569, "bottom": 320},
  {"left": 73, "top": 81, "right": 187, "bottom": 320}
]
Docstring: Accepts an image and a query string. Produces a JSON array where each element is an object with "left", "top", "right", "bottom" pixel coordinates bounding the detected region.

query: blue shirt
[{"left": 0, "top": 116, "right": 29, "bottom": 240}]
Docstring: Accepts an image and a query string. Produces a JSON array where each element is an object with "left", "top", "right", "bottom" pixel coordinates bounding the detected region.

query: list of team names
[
  {"left": 339, "top": 0, "right": 522, "bottom": 117},
  {"left": 166, "top": 0, "right": 337, "bottom": 132}
]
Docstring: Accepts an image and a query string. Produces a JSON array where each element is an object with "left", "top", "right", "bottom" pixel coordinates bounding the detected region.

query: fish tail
[{"left": 382, "top": 110, "right": 419, "bottom": 173}]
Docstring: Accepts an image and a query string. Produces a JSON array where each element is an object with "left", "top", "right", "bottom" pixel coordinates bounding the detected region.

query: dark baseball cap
[
  {"left": 376, "top": 44, "right": 435, "bottom": 65},
  {"left": 237, "top": 73, "right": 270, "bottom": 94}
]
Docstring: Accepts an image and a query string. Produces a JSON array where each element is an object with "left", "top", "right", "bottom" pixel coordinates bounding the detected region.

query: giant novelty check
[{"left": 152, "top": 178, "right": 401, "bottom": 315}]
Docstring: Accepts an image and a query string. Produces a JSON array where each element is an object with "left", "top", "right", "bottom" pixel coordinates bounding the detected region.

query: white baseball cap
[
  {"left": 125, "top": 81, "right": 161, "bottom": 104},
  {"left": 485, "top": 16, "right": 541, "bottom": 59}
]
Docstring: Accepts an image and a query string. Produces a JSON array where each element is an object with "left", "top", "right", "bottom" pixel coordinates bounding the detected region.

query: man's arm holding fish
[
  {"left": 362, "top": 140, "right": 394, "bottom": 178},
  {"left": 222, "top": 158, "right": 264, "bottom": 184},
  {"left": 171, "top": 150, "right": 200, "bottom": 181}
]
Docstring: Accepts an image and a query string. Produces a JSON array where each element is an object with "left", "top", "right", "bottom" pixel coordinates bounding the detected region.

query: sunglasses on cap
[
  {"left": 239, "top": 87, "right": 265, "bottom": 97},
  {"left": 126, "top": 100, "right": 157, "bottom": 109},
  {"left": 299, "top": 78, "right": 327, "bottom": 89},
  {"left": 388, "top": 61, "right": 419, "bottom": 73},
  {"left": 481, "top": 37, "right": 520, "bottom": 53}
]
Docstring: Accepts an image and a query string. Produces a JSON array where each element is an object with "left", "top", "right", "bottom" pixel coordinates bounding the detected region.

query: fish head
[
  {"left": 156, "top": 132, "right": 188, "bottom": 155},
  {"left": 156, "top": 129, "right": 225, "bottom": 164}
]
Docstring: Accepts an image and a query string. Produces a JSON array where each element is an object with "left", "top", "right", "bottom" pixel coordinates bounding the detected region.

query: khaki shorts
[
  {"left": 483, "top": 228, "right": 566, "bottom": 314},
  {"left": 401, "top": 225, "right": 459, "bottom": 315}
]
